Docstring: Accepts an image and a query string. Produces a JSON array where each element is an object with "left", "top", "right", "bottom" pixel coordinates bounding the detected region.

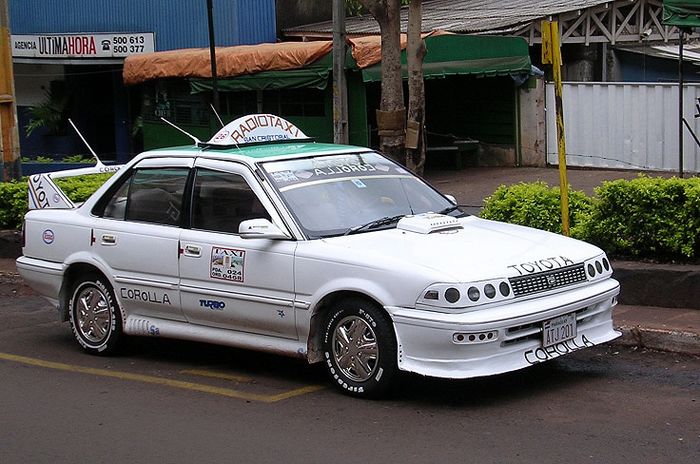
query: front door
[{"left": 178, "top": 159, "right": 298, "bottom": 339}]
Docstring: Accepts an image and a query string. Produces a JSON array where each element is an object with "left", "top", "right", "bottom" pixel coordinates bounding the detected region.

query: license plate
[{"left": 542, "top": 313, "right": 577, "bottom": 347}]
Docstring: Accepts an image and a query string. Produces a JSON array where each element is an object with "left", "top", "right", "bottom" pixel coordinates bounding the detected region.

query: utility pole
[
  {"left": 206, "top": 0, "right": 220, "bottom": 113},
  {"left": 678, "top": 30, "right": 685, "bottom": 178},
  {"left": 542, "top": 20, "right": 570, "bottom": 236},
  {"left": 0, "top": 0, "right": 21, "bottom": 181},
  {"left": 332, "top": 0, "right": 348, "bottom": 144}
]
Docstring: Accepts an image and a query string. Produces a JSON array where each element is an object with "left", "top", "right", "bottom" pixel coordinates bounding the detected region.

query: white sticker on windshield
[
  {"left": 271, "top": 171, "right": 299, "bottom": 183},
  {"left": 351, "top": 179, "right": 367, "bottom": 188}
]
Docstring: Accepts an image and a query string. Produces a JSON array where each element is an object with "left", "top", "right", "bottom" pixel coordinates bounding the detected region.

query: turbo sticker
[{"left": 210, "top": 247, "right": 245, "bottom": 282}]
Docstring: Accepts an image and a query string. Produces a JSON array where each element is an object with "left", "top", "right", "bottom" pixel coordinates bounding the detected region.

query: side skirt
[{"left": 123, "top": 316, "right": 308, "bottom": 360}]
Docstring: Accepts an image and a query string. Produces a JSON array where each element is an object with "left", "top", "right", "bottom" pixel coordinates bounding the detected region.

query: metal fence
[{"left": 546, "top": 82, "right": 700, "bottom": 173}]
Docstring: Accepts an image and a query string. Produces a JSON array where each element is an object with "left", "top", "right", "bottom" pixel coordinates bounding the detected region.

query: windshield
[{"left": 261, "top": 152, "right": 463, "bottom": 238}]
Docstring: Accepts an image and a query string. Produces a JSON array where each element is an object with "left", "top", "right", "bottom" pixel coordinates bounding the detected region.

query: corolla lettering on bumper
[
  {"left": 507, "top": 256, "right": 574, "bottom": 276},
  {"left": 524, "top": 334, "right": 595, "bottom": 365}
]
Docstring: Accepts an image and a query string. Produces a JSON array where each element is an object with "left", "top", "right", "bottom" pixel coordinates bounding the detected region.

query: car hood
[{"left": 323, "top": 216, "right": 603, "bottom": 282}]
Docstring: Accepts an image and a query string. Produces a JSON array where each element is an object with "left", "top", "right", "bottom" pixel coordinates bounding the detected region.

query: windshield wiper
[
  {"left": 437, "top": 204, "right": 468, "bottom": 216},
  {"left": 343, "top": 214, "right": 406, "bottom": 236}
]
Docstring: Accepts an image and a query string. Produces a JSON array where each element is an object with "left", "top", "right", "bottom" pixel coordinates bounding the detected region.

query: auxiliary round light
[
  {"left": 587, "top": 263, "right": 595, "bottom": 277},
  {"left": 603, "top": 257, "right": 610, "bottom": 271},
  {"left": 499, "top": 282, "right": 511, "bottom": 297},
  {"left": 467, "top": 286, "right": 480, "bottom": 302},
  {"left": 445, "top": 287, "right": 461, "bottom": 303},
  {"left": 595, "top": 261, "right": 603, "bottom": 274},
  {"left": 484, "top": 284, "right": 496, "bottom": 299}
]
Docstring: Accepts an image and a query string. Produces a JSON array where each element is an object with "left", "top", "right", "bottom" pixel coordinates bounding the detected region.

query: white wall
[{"left": 546, "top": 82, "right": 700, "bottom": 173}]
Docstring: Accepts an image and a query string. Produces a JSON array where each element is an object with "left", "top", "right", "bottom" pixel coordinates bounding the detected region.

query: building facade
[{"left": 9, "top": 0, "right": 276, "bottom": 162}]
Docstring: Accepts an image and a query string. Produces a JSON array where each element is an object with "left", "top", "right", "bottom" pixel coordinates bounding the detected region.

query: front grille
[{"left": 509, "top": 264, "right": 586, "bottom": 297}]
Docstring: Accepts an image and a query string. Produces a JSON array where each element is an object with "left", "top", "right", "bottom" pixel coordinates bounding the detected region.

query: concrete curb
[
  {"left": 613, "top": 260, "right": 700, "bottom": 310},
  {"left": 613, "top": 325, "right": 700, "bottom": 356}
]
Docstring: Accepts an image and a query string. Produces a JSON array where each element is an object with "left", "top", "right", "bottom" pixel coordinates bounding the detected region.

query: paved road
[{"left": 1, "top": 288, "right": 698, "bottom": 464}]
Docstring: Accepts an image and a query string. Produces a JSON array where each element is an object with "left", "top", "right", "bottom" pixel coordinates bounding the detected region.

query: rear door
[
  {"left": 92, "top": 158, "right": 192, "bottom": 321},
  {"left": 178, "top": 159, "right": 298, "bottom": 339}
]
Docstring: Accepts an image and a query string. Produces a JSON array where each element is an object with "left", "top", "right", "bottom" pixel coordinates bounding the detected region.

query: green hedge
[
  {"left": 481, "top": 176, "right": 700, "bottom": 262},
  {"left": 480, "top": 182, "right": 593, "bottom": 237},
  {"left": 583, "top": 176, "right": 700, "bottom": 261},
  {"left": 0, "top": 174, "right": 113, "bottom": 229}
]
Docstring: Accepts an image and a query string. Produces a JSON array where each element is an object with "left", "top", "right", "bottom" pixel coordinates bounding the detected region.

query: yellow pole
[
  {"left": 0, "top": 0, "right": 21, "bottom": 181},
  {"left": 542, "top": 20, "right": 570, "bottom": 236}
]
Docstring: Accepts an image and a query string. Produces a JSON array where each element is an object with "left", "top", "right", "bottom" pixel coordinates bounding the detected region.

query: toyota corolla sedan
[{"left": 17, "top": 114, "right": 620, "bottom": 398}]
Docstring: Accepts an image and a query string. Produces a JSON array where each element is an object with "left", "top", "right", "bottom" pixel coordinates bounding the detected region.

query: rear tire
[
  {"left": 322, "top": 298, "right": 397, "bottom": 398},
  {"left": 68, "top": 275, "right": 123, "bottom": 355}
]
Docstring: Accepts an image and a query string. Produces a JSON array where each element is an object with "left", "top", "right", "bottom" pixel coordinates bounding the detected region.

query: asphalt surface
[{"left": 1, "top": 284, "right": 699, "bottom": 463}]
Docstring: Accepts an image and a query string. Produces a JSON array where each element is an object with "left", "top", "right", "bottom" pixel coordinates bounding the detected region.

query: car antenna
[
  {"left": 207, "top": 105, "right": 240, "bottom": 150},
  {"left": 160, "top": 117, "right": 203, "bottom": 145},
  {"left": 68, "top": 118, "right": 106, "bottom": 165},
  {"left": 210, "top": 103, "right": 225, "bottom": 128}
]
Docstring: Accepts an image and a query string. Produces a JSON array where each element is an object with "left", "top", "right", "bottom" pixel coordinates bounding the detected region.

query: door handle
[
  {"left": 101, "top": 234, "right": 117, "bottom": 245},
  {"left": 183, "top": 244, "right": 201, "bottom": 257}
]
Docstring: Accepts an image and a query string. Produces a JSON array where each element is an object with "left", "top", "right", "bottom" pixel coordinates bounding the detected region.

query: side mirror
[
  {"left": 239, "top": 219, "right": 290, "bottom": 240},
  {"left": 445, "top": 194, "right": 457, "bottom": 205}
]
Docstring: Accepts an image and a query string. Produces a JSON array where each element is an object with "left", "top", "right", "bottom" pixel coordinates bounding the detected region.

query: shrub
[
  {"left": 61, "top": 154, "right": 97, "bottom": 164},
  {"left": 581, "top": 176, "right": 700, "bottom": 261},
  {"left": 481, "top": 176, "right": 700, "bottom": 262},
  {"left": 481, "top": 181, "right": 593, "bottom": 237},
  {"left": 0, "top": 181, "right": 29, "bottom": 230},
  {"left": 0, "top": 173, "right": 113, "bottom": 229}
]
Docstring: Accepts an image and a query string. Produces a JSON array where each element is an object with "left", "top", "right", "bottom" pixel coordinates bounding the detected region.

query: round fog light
[
  {"left": 467, "top": 286, "right": 480, "bottom": 301},
  {"left": 588, "top": 263, "right": 595, "bottom": 277},
  {"left": 603, "top": 257, "right": 610, "bottom": 271},
  {"left": 595, "top": 261, "right": 603, "bottom": 273},
  {"left": 484, "top": 284, "right": 496, "bottom": 299}
]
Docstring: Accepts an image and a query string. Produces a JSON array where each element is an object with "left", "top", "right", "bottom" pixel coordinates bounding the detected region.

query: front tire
[
  {"left": 68, "top": 275, "right": 123, "bottom": 355},
  {"left": 322, "top": 298, "right": 397, "bottom": 398}
]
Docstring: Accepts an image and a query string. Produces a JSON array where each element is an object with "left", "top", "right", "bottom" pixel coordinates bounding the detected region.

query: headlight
[
  {"left": 584, "top": 254, "right": 614, "bottom": 282},
  {"left": 417, "top": 279, "right": 514, "bottom": 312}
]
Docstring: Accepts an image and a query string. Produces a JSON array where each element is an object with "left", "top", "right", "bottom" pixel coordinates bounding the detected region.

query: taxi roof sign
[{"left": 207, "top": 114, "right": 308, "bottom": 146}]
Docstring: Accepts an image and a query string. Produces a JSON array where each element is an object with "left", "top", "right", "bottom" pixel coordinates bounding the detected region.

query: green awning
[
  {"left": 190, "top": 53, "right": 332, "bottom": 93},
  {"left": 663, "top": 0, "right": 700, "bottom": 27},
  {"left": 359, "top": 34, "right": 532, "bottom": 83}
]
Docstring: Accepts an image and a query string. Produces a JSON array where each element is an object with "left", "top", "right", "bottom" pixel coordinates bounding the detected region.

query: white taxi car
[{"left": 17, "top": 114, "right": 620, "bottom": 397}]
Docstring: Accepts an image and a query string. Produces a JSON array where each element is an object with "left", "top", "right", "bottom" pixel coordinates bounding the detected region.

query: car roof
[{"left": 145, "top": 142, "right": 373, "bottom": 164}]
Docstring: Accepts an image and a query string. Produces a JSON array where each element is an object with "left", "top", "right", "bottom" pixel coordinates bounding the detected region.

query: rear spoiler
[{"left": 28, "top": 162, "right": 123, "bottom": 210}]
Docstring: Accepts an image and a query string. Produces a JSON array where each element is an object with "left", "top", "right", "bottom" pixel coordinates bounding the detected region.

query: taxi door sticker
[{"left": 210, "top": 247, "right": 245, "bottom": 282}]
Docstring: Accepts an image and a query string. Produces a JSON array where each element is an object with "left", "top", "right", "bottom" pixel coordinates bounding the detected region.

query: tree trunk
[
  {"left": 359, "top": 0, "right": 405, "bottom": 164},
  {"left": 405, "top": 0, "right": 425, "bottom": 175}
]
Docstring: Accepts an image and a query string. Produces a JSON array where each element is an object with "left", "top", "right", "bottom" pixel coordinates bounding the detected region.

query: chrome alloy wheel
[
  {"left": 75, "top": 284, "right": 112, "bottom": 344},
  {"left": 331, "top": 315, "right": 379, "bottom": 382}
]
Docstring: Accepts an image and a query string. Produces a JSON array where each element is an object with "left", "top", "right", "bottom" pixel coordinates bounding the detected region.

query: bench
[{"left": 426, "top": 139, "right": 479, "bottom": 169}]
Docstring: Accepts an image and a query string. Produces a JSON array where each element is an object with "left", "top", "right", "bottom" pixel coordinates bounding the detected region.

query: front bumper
[{"left": 386, "top": 278, "right": 620, "bottom": 379}]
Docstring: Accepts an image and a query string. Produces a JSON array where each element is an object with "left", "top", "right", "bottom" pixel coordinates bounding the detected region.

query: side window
[
  {"left": 102, "top": 168, "right": 189, "bottom": 226},
  {"left": 191, "top": 169, "right": 271, "bottom": 234}
]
